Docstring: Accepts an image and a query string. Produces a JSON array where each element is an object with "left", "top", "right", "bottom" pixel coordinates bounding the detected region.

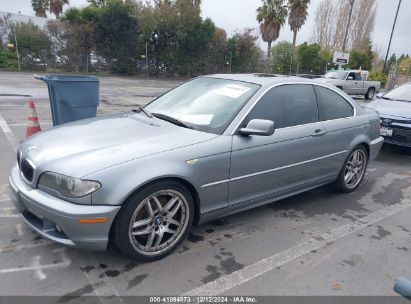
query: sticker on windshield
[
  {"left": 181, "top": 114, "right": 214, "bottom": 125},
  {"left": 216, "top": 84, "right": 250, "bottom": 99}
]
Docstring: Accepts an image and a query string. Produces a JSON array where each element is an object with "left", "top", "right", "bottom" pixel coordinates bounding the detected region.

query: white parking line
[
  {"left": 32, "top": 255, "right": 47, "bottom": 280},
  {"left": 0, "top": 111, "right": 18, "bottom": 152},
  {"left": 0, "top": 207, "right": 18, "bottom": 217},
  {"left": 0, "top": 248, "right": 71, "bottom": 277},
  {"left": 0, "top": 241, "right": 53, "bottom": 253},
  {"left": 0, "top": 214, "right": 20, "bottom": 218},
  {"left": 183, "top": 196, "right": 411, "bottom": 296},
  {"left": 15, "top": 223, "right": 24, "bottom": 236},
  {"left": 0, "top": 198, "right": 10, "bottom": 202}
]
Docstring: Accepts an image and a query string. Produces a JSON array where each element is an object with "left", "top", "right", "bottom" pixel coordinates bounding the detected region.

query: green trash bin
[{"left": 34, "top": 75, "right": 100, "bottom": 126}]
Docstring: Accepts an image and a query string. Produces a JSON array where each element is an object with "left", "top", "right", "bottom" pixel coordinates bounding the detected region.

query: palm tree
[
  {"left": 257, "top": 0, "right": 288, "bottom": 60},
  {"left": 288, "top": 0, "right": 310, "bottom": 48},
  {"left": 31, "top": 0, "right": 49, "bottom": 17},
  {"left": 49, "top": 0, "right": 70, "bottom": 18}
]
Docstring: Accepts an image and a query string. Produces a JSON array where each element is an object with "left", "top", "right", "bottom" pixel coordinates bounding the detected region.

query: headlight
[{"left": 38, "top": 172, "right": 101, "bottom": 198}]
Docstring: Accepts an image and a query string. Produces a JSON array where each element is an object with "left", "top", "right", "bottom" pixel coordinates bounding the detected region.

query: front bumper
[
  {"left": 369, "top": 136, "right": 384, "bottom": 161},
  {"left": 9, "top": 165, "right": 121, "bottom": 250}
]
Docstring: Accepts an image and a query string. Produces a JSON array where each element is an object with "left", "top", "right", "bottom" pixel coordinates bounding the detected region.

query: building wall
[{"left": 0, "top": 11, "right": 49, "bottom": 47}]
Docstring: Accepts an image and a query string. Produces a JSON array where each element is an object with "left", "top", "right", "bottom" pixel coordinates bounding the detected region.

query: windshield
[
  {"left": 324, "top": 71, "right": 348, "bottom": 80},
  {"left": 383, "top": 83, "right": 411, "bottom": 102},
  {"left": 144, "top": 77, "right": 260, "bottom": 134}
]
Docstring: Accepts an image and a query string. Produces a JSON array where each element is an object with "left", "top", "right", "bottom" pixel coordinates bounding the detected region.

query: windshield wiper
[
  {"left": 133, "top": 106, "right": 152, "bottom": 118},
  {"left": 152, "top": 113, "right": 193, "bottom": 129},
  {"left": 381, "top": 96, "right": 391, "bottom": 100}
]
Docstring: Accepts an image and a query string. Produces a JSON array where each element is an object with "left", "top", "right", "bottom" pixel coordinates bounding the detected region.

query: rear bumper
[
  {"left": 9, "top": 164, "right": 121, "bottom": 250},
  {"left": 369, "top": 136, "right": 384, "bottom": 161}
]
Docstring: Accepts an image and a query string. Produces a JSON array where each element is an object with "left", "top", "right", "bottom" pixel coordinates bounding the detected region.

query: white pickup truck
[{"left": 316, "top": 70, "right": 380, "bottom": 100}]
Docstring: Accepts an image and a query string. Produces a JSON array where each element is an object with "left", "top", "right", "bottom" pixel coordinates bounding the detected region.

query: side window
[
  {"left": 347, "top": 72, "right": 356, "bottom": 80},
  {"left": 244, "top": 84, "right": 319, "bottom": 129},
  {"left": 314, "top": 86, "right": 354, "bottom": 121},
  {"left": 354, "top": 73, "right": 362, "bottom": 81}
]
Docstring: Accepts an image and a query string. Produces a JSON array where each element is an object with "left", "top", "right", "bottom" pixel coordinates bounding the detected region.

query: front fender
[{"left": 87, "top": 136, "right": 232, "bottom": 215}]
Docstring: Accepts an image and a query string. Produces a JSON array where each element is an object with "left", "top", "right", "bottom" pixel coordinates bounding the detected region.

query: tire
[
  {"left": 114, "top": 181, "right": 194, "bottom": 261},
  {"left": 333, "top": 146, "right": 368, "bottom": 193},
  {"left": 365, "top": 87, "right": 375, "bottom": 100}
]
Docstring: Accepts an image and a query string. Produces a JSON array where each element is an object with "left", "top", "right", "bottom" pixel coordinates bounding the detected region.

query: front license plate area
[
  {"left": 9, "top": 185, "right": 25, "bottom": 212},
  {"left": 380, "top": 127, "right": 393, "bottom": 137}
]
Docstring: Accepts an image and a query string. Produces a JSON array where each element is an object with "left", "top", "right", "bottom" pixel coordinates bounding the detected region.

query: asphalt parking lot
[{"left": 0, "top": 72, "right": 411, "bottom": 301}]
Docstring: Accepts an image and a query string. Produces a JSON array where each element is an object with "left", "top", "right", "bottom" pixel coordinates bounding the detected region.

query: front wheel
[
  {"left": 114, "top": 181, "right": 194, "bottom": 261},
  {"left": 333, "top": 146, "right": 368, "bottom": 193}
]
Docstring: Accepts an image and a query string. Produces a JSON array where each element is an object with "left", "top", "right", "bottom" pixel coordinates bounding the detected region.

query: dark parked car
[{"left": 367, "top": 82, "right": 411, "bottom": 148}]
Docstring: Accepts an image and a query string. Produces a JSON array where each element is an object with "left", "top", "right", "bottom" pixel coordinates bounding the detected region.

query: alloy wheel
[
  {"left": 344, "top": 150, "right": 366, "bottom": 189},
  {"left": 128, "top": 189, "right": 189, "bottom": 255}
]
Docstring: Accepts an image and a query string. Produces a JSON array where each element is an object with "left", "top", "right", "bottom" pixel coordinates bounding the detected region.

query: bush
[
  {"left": 0, "top": 50, "right": 17, "bottom": 70},
  {"left": 369, "top": 71, "right": 387, "bottom": 88}
]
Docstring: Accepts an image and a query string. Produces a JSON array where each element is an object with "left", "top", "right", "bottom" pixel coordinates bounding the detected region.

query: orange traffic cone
[{"left": 26, "top": 101, "right": 41, "bottom": 138}]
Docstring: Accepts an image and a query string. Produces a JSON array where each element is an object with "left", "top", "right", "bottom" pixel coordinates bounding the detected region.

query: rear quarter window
[{"left": 314, "top": 86, "right": 354, "bottom": 121}]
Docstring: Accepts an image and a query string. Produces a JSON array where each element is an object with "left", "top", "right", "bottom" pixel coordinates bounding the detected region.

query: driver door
[{"left": 228, "top": 84, "right": 329, "bottom": 207}]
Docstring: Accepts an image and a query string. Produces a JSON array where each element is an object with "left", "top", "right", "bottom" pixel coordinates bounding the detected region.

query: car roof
[{"left": 203, "top": 73, "right": 313, "bottom": 86}]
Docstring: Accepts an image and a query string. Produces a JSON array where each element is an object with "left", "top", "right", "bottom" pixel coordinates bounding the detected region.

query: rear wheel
[
  {"left": 365, "top": 87, "right": 375, "bottom": 100},
  {"left": 114, "top": 181, "right": 194, "bottom": 261},
  {"left": 333, "top": 146, "right": 368, "bottom": 193}
]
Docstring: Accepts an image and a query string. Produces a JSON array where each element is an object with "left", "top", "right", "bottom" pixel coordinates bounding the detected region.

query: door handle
[{"left": 311, "top": 129, "right": 327, "bottom": 137}]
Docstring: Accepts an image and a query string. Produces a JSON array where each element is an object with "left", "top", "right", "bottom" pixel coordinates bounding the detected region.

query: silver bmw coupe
[{"left": 9, "top": 74, "right": 383, "bottom": 261}]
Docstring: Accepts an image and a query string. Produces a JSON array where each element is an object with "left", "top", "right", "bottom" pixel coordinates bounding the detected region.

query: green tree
[
  {"left": 207, "top": 28, "right": 228, "bottom": 73},
  {"left": 0, "top": 49, "right": 17, "bottom": 70},
  {"left": 385, "top": 53, "right": 396, "bottom": 73},
  {"left": 228, "top": 29, "right": 262, "bottom": 73},
  {"left": 297, "top": 42, "right": 325, "bottom": 74},
  {"left": 59, "top": 6, "right": 98, "bottom": 71},
  {"left": 10, "top": 21, "right": 52, "bottom": 69},
  {"left": 287, "top": 0, "right": 310, "bottom": 48},
  {"left": 94, "top": 0, "right": 140, "bottom": 73},
  {"left": 271, "top": 40, "right": 294, "bottom": 74},
  {"left": 398, "top": 57, "right": 411, "bottom": 76},
  {"left": 349, "top": 50, "right": 372, "bottom": 70},
  {"left": 257, "top": 0, "right": 287, "bottom": 60},
  {"left": 87, "top": 0, "right": 107, "bottom": 7},
  {"left": 369, "top": 71, "right": 387, "bottom": 87},
  {"left": 31, "top": 0, "right": 49, "bottom": 17},
  {"left": 49, "top": 0, "right": 69, "bottom": 18}
]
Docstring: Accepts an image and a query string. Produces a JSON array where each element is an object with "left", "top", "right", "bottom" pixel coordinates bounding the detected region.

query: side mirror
[
  {"left": 240, "top": 119, "right": 275, "bottom": 136},
  {"left": 347, "top": 76, "right": 354, "bottom": 80}
]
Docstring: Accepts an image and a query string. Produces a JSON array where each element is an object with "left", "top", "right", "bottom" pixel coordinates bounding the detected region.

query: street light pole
[
  {"left": 13, "top": 28, "right": 21, "bottom": 71},
  {"left": 229, "top": 50, "right": 233, "bottom": 73},
  {"left": 146, "top": 41, "right": 148, "bottom": 77},
  {"left": 383, "top": 0, "right": 402, "bottom": 73},
  {"left": 342, "top": 0, "right": 355, "bottom": 52}
]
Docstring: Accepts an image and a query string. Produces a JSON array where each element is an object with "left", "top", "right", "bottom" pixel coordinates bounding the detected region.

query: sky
[{"left": 1, "top": 0, "right": 409, "bottom": 58}]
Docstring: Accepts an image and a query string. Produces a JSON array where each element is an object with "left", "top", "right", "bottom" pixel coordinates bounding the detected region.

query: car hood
[
  {"left": 21, "top": 113, "right": 218, "bottom": 177},
  {"left": 366, "top": 99, "right": 411, "bottom": 119}
]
